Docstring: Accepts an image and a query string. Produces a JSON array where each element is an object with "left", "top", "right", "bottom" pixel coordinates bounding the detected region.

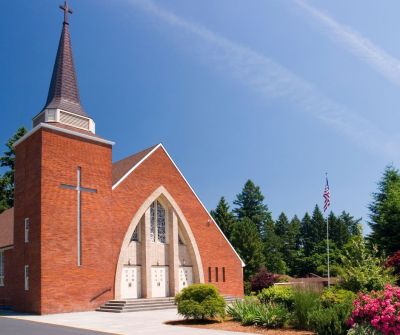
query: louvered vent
[
  {"left": 60, "top": 111, "right": 89, "bottom": 130},
  {"left": 33, "top": 113, "right": 46, "bottom": 127}
]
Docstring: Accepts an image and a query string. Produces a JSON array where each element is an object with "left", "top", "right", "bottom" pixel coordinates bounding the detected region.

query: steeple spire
[
  {"left": 34, "top": 1, "right": 95, "bottom": 133},
  {"left": 42, "top": 1, "right": 87, "bottom": 118}
]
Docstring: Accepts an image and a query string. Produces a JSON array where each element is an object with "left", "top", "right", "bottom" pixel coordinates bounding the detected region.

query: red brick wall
[
  {"left": 11, "top": 129, "right": 242, "bottom": 314},
  {"left": 39, "top": 128, "right": 114, "bottom": 314},
  {"left": 13, "top": 130, "right": 43, "bottom": 313},
  {"left": 112, "top": 146, "right": 244, "bottom": 297},
  {"left": 0, "top": 248, "right": 15, "bottom": 306}
]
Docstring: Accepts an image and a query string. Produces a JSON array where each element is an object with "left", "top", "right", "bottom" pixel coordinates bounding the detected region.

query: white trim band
[{"left": 13, "top": 123, "right": 114, "bottom": 148}]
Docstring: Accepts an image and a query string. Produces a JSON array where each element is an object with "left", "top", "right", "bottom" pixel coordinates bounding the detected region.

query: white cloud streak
[
  {"left": 296, "top": 0, "right": 400, "bottom": 86},
  {"left": 122, "top": 0, "right": 398, "bottom": 158}
]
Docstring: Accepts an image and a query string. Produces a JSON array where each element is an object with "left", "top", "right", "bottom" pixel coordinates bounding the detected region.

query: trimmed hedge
[{"left": 175, "top": 284, "right": 226, "bottom": 320}]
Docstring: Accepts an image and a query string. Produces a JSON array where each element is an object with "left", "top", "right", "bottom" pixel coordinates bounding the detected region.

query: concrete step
[
  {"left": 96, "top": 305, "right": 177, "bottom": 313},
  {"left": 103, "top": 302, "right": 175, "bottom": 310},
  {"left": 97, "top": 296, "right": 241, "bottom": 313}
]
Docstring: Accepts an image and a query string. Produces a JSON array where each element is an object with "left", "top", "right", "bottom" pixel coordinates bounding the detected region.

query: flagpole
[
  {"left": 326, "top": 214, "right": 330, "bottom": 288},
  {"left": 324, "top": 172, "right": 331, "bottom": 288}
]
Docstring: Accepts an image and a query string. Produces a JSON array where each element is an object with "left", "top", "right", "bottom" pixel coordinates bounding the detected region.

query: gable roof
[
  {"left": 0, "top": 208, "right": 14, "bottom": 248},
  {"left": 112, "top": 144, "right": 159, "bottom": 185},
  {"left": 112, "top": 143, "right": 245, "bottom": 267}
]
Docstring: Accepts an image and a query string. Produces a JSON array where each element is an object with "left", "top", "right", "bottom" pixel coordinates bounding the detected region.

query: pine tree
[
  {"left": 288, "top": 215, "right": 301, "bottom": 250},
  {"left": 311, "top": 205, "right": 326, "bottom": 245},
  {"left": 264, "top": 219, "right": 287, "bottom": 274},
  {"left": 369, "top": 165, "right": 400, "bottom": 255},
  {"left": 210, "top": 197, "right": 236, "bottom": 240},
  {"left": 233, "top": 180, "right": 272, "bottom": 239},
  {"left": 300, "top": 212, "right": 313, "bottom": 257},
  {"left": 275, "top": 212, "right": 290, "bottom": 239},
  {"left": 0, "top": 127, "right": 27, "bottom": 212},
  {"left": 230, "top": 217, "right": 265, "bottom": 280},
  {"left": 329, "top": 211, "right": 361, "bottom": 248}
]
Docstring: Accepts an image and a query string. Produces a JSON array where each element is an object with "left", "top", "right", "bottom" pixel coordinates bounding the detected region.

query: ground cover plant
[
  {"left": 227, "top": 297, "right": 290, "bottom": 328},
  {"left": 175, "top": 284, "right": 226, "bottom": 320}
]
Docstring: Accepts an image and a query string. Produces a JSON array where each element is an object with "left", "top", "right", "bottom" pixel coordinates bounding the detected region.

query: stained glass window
[
  {"left": 150, "top": 203, "right": 156, "bottom": 242},
  {"left": 157, "top": 201, "right": 166, "bottom": 243},
  {"left": 149, "top": 200, "right": 167, "bottom": 243},
  {"left": 131, "top": 224, "right": 139, "bottom": 242}
]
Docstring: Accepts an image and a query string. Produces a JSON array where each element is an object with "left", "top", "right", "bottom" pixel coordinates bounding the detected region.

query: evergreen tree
[
  {"left": 286, "top": 215, "right": 302, "bottom": 275},
  {"left": 210, "top": 197, "right": 236, "bottom": 240},
  {"left": 288, "top": 215, "right": 302, "bottom": 250},
  {"left": 369, "top": 165, "right": 400, "bottom": 255},
  {"left": 264, "top": 219, "right": 287, "bottom": 274},
  {"left": 233, "top": 180, "right": 272, "bottom": 239},
  {"left": 275, "top": 212, "right": 290, "bottom": 239},
  {"left": 0, "top": 127, "right": 27, "bottom": 213},
  {"left": 329, "top": 211, "right": 361, "bottom": 248},
  {"left": 300, "top": 212, "right": 313, "bottom": 257},
  {"left": 311, "top": 205, "right": 326, "bottom": 245},
  {"left": 230, "top": 217, "right": 265, "bottom": 280}
]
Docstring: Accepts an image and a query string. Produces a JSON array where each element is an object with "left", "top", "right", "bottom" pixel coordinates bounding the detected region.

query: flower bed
[{"left": 348, "top": 284, "right": 400, "bottom": 335}]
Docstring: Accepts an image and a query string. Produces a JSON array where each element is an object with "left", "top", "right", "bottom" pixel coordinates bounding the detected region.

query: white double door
[
  {"left": 151, "top": 266, "right": 169, "bottom": 297},
  {"left": 179, "top": 266, "right": 193, "bottom": 291},
  {"left": 121, "top": 265, "right": 141, "bottom": 299}
]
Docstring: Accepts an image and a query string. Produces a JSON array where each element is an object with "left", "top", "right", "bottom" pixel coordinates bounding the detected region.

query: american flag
[{"left": 323, "top": 176, "right": 330, "bottom": 212}]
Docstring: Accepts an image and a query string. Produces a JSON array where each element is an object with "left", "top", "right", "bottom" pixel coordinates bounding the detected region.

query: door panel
[
  {"left": 121, "top": 266, "right": 141, "bottom": 299},
  {"left": 179, "top": 266, "right": 193, "bottom": 291},
  {"left": 151, "top": 266, "right": 169, "bottom": 297}
]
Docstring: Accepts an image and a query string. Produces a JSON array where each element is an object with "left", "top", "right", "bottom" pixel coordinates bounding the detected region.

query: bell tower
[
  {"left": 32, "top": 1, "right": 95, "bottom": 133},
  {"left": 12, "top": 1, "right": 114, "bottom": 313}
]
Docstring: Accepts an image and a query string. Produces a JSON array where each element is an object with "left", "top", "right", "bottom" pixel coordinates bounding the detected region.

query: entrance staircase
[{"left": 97, "top": 296, "right": 239, "bottom": 313}]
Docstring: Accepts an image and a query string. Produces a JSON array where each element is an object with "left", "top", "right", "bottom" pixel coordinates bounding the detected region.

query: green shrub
[
  {"left": 321, "top": 288, "right": 356, "bottom": 308},
  {"left": 291, "top": 289, "right": 321, "bottom": 330},
  {"left": 227, "top": 297, "right": 290, "bottom": 328},
  {"left": 257, "top": 285, "right": 294, "bottom": 309},
  {"left": 309, "top": 303, "right": 353, "bottom": 335},
  {"left": 175, "top": 284, "right": 226, "bottom": 320},
  {"left": 338, "top": 235, "right": 396, "bottom": 292}
]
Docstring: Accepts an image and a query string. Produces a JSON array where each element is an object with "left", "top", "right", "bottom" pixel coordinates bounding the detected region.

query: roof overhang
[{"left": 13, "top": 123, "right": 115, "bottom": 148}]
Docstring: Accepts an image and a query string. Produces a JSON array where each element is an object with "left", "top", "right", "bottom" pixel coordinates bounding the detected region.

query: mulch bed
[{"left": 165, "top": 319, "right": 315, "bottom": 334}]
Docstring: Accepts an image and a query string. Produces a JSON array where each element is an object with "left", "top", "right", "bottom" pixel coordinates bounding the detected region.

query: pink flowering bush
[{"left": 349, "top": 285, "right": 400, "bottom": 335}]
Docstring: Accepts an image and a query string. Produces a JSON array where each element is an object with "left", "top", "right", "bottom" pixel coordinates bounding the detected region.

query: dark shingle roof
[
  {"left": 112, "top": 145, "right": 159, "bottom": 185},
  {"left": 0, "top": 208, "right": 13, "bottom": 248},
  {"left": 43, "top": 21, "right": 87, "bottom": 117}
]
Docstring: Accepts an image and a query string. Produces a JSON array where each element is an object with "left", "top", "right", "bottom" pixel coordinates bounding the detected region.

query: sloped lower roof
[
  {"left": 112, "top": 144, "right": 159, "bottom": 185},
  {"left": 0, "top": 208, "right": 14, "bottom": 248}
]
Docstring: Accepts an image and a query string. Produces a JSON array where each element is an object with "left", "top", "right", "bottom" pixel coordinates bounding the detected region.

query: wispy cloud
[
  {"left": 121, "top": 0, "right": 398, "bottom": 158},
  {"left": 296, "top": 0, "right": 400, "bottom": 86}
]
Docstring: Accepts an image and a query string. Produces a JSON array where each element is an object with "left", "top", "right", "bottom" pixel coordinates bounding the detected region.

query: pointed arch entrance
[{"left": 114, "top": 186, "right": 204, "bottom": 300}]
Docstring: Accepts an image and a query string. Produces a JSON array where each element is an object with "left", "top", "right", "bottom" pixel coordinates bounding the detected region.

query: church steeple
[{"left": 33, "top": 1, "right": 95, "bottom": 133}]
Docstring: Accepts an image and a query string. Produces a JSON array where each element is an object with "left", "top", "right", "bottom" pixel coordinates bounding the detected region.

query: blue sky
[{"left": 2, "top": 1, "right": 400, "bottom": 233}]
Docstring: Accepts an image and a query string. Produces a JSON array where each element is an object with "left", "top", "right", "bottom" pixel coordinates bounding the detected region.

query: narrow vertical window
[
  {"left": 24, "top": 265, "right": 29, "bottom": 291},
  {"left": 150, "top": 200, "right": 167, "bottom": 243},
  {"left": 215, "top": 267, "right": 219, "bottom": 282},
  {"left": 222, "top": 267, "right": 226, "bottom": 282},
  {"left": 0, "top": 251, "right": 4, "bottom": 287},
  {"left": 208, "top": 267, "right": 212, "bottom": 282},
  {"left": 150, "top": 203, "right": 156, "bottom": 242},
  {"left": 157, "top": 201, "right": 166, "bottom": 243},
  {"left": 131, "top": 224, "right": 139, "bottom": 242},
  {"left": 24, "top": 218, "right": 30, "bottom": 243}
]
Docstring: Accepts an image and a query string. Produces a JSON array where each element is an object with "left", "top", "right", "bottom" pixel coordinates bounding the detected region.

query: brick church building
[{"left": 0, "top": 2, "right": 244, "bottom": 314}]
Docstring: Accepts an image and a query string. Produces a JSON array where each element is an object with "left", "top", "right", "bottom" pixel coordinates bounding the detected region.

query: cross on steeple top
[{"left": 59, "top": 1, "right": 73, "bottom": 25}]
